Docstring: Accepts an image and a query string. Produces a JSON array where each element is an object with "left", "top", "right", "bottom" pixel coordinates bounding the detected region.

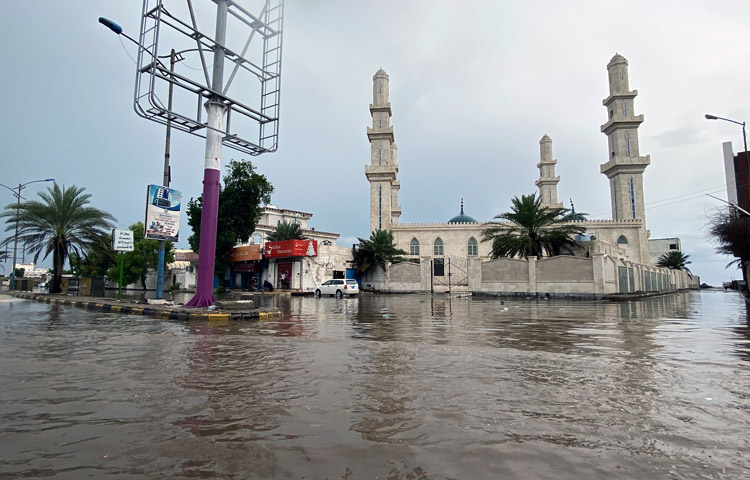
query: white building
[
  {"left": 361, "top": 56, "right": 697, "bottom": 296},
  {"left": 648, "top": 238, "right": 682, "bottom": 265},
  {"left": 231, "top": 205, "right": 353, "bottom": 291}
]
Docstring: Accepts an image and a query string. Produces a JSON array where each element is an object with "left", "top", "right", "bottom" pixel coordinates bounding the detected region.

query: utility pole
[
  {"left": 187, "top": 0, "right": 229, "bottom": 306},
  {"left": 155, "top": 49, "right": 177, "bottom": 300}
]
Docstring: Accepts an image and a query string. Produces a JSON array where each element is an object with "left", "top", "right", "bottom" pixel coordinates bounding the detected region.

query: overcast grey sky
[{"left": 1, "top": 1, "right": 749, "bottom": 285}]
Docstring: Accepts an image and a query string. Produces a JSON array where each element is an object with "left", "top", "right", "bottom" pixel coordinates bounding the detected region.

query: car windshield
[{"left": 346, "top": 280, "right": 358, "bottom": 285}]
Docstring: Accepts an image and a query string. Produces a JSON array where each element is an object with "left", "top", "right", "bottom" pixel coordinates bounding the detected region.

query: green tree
[
  {"left": 0, "top": 184, "right": 116, "bottom": 293},
  {"left": 187, "top": 160, "right": 274, "bottom": 282},
  {"left": 107, "top": 222, "right": 175, "bottom": 291},
  {"left": 708, "top": 209, "right": 750, "bottom": 287},
  {"left": 481, "top": 193, "right": 585, "bottom": 259},
  {"left": 657, "top": 250, "right": 692, "bottom": 273},
  {"left": 266, "top": 220, "right": 305, "bottom": 242},
  {"left": 352, "top": 229, "right": 407, "bottom": 275},
  {"left": 70, "top": 234, "right": 116, "bottom": 278}
]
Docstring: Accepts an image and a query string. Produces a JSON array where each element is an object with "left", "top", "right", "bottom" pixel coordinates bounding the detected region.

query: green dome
[{"left": 448, "top": 199, "right": 477, "bottom": 224}]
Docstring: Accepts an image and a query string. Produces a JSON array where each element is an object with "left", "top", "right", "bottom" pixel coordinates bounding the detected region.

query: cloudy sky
[{"left": 2, "top": 0, "right": 749, "bottom": 286}]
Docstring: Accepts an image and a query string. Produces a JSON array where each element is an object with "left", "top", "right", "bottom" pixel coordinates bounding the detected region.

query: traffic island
[{"left": 8, "top": 292, "right": 282, "bottom": 321}]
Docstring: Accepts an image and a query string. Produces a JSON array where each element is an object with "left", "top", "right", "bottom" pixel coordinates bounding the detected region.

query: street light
[
  {"left": 0, "top": 179, "right": 55, "bottom": 290},
  {"left": 100, "top": 17, "right": 193, "bottom": 299},
  {"left": 705, "top": 114, "right": 749, "bottom": 183}
]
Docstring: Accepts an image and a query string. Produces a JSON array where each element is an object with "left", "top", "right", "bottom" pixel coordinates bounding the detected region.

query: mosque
[{"left": 363, "top": 55, "right": 698, "bottom": 295}]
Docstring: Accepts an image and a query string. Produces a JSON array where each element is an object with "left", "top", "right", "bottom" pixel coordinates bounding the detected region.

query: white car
[{"left": 315, "top": 279, "right": 359, "bottom": 298}]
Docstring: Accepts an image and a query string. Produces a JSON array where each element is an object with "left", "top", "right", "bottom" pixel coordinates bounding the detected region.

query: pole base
[{"left": 185, "top": 293, "right": 217, "bottom": 308}]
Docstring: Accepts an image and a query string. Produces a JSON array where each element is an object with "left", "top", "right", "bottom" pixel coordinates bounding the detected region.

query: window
[
  {"left": 378, "top": 148, "right": 382, "bottom": 164},
  {"left": 629, "top": 177, "right": 636, "bottom": 219},
  {"left": 617, "top": 235, "right": 628, "bottom": 245},
  {"left": 434, "top": 238, "right": 444, "bottom": 256},
  {"left": 467, "top": 237, "right": 478, "bottom": 256},
  {"left": 626, "top": 132, "right": 631, "bottom": 156},
  {"left": 610, "top": 109, "right": 614, "bottom": 119},
  {"left": 623, "top": 104, "right": 628, "bottom": 116},
  {"left": 410, "top": 238, "right": 420, "bottom": 256},
  {"left": 251, "top": 233, "right": 263, "bottom": 245},
  {"left": 613, "top": 179, "right": 618, "bottom": 219},
  {"left": 669, "top": 243, "right": 677, "bottom": 250}
]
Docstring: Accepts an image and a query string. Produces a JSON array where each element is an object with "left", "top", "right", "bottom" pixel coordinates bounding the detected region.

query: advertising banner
[
  {"left": 229, "top": 245, "right": 261, "bottom": 262},
  {"left": 144, "top": 184, "right": 182, "bottom": 241},
  {"left": 264, "top": 240, "right": 318, "bottom": 258},
  {"left": 112, "top": 229, "right": 134, "bottom": 252}
]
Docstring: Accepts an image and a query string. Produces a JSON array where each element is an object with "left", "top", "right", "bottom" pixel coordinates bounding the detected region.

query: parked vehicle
[{"left": 315, "top": 279, "right": 359, "bottom": 298}]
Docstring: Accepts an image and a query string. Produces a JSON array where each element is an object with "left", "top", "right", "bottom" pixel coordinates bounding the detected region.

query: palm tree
[
  {"left": 0, "top": 184, "right": 116, "bottom": 293},
  {"left": 708, "top": 209, "right": 750, "bottom": 288},
  {"left": 352, "top": 229, "right": 407, "bottom": 275},
  {"left": 657, "top": 250, "right": 692, "bottom": 273},
  {"left": 266, "top": 220, "right": 305, "bottom": 242},
  {"left": 481, "top": 193, "right": 585, "bottom": 259}
]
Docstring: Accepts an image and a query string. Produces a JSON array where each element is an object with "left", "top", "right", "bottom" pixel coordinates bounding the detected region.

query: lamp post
[
  {"left": 100, "top": 18, "right": 191, "bottom": 299},
  {"left": 0, "top": 179, "right": 55, "bottom": 290},
  {"left": 705, "top": 114, "right": 749, "bottom": 189},
  {"left": 706, "top": 114, "right": 750, "bottom": 290}
]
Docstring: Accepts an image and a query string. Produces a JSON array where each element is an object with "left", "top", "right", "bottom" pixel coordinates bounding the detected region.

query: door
[{"left": 277, "top": 262, "right": 293, "bottom": 289}]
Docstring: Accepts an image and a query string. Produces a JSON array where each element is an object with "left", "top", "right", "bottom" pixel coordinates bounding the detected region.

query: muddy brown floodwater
[{"left": 1, "top": 290, "right": 749, "bottom": 479}]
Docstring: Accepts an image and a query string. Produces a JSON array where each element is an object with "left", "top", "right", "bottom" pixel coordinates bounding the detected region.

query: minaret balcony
[
  {"left": 369, "top": 103, "right": 392, "bottom": 116},
  {"left": 365, "top": 164, "right": 397, "bottom": 181},
  {"left": 536, "top": 159, "right": 557, "bottom": 168},
  {"left": 602, "top": 90, "right": 638, "bottom": 106},
  {"left": 367, "top": 126, "right": 394, "bottom": 143},
  {"left": 600, "top": 154, "right": 651, "bottom": 176},
  {"left": 535, "top": 177, "right": 560, "bottom": 187},
  {"left": 600, "top": 114, "right": 644, "bottom": 135}
]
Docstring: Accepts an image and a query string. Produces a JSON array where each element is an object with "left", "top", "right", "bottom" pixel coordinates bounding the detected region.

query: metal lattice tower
[{"left": 135, "top": 0, "right": 284, "bottom": 156}]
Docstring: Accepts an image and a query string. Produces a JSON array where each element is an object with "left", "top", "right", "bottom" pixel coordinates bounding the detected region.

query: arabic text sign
[
  {"left": 112, "top": 229, "right": 134, "bottom": 252},
  {"left": 145, "top": 184, "right": 182, "bottom": 241}
]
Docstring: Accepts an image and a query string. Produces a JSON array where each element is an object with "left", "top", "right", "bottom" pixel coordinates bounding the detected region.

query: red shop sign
[{"left": 264, "top": 239, "right": 318, "bottom": 258}]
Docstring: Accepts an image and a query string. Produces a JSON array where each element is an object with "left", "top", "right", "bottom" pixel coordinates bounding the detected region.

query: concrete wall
[{"left": 366, "top": 254, "right": 698, "bottom": 298}]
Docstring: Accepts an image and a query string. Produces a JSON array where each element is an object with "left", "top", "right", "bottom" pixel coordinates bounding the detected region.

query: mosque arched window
[
  {"left": 252, "top": 233, "right": 263, "bottom": 245},
  {"left": 467, "top": 237, "right": 478, "bottom": 257},
  {"left": 433, "top": 238, "right": 444, "bottom": 256},
  {"left": 410, "top": 238, "right": 420, "bottom": 256},
  {"left": 626, "top": 132, "right": 631, "bottom": 156},
  {"left": 617, "top": 235, "right": 628, "bottom": 245}
]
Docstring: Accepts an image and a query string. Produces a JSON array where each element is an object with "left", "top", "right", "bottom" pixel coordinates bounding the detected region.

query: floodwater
[{"left": 1, "top": 290, "right": 749, "bottom": 479}]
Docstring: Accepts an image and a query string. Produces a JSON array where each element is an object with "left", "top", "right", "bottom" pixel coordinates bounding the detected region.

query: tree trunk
[{"left": 51, "top": 243, "right": 64, "bottom": 294}]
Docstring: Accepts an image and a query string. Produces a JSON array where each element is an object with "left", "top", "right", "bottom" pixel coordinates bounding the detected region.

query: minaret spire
[
  {"left": 536, "top": 134, "right": 563, "bottom": 208},
  {"left": 599, "top": 54, "right": 650, "bottom": 222},
  {"left": 365, "top": 68, "right": 401, "bottom": 233}
]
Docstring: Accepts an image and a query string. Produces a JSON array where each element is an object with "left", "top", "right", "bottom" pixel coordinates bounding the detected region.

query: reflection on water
[{"left": 1, "top": 290, "right": 749, "bottom": 479}]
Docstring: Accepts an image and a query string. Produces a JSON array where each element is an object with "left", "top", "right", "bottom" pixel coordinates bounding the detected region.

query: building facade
[{"left": 362, "top": 55, "right": 696, "bottom": 294}]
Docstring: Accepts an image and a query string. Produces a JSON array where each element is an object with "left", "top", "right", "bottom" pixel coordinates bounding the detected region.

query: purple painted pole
[
  {"left": 185, "top": 102, "right": 226, "bottom": 307},
  {"left": 186, "top": 0, "right": 228, "bottom": 308}
]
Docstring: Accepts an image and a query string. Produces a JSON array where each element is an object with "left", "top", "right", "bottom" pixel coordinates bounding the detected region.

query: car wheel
[
  {"left": 315, "top": 289, "right": 321, "bottom": 298},
  {"left": 335, "top": 290, "right": 343, "bottom": 299}
]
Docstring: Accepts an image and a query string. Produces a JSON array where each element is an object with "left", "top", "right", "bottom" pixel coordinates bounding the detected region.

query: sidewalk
[{"left": 7, "top": 292, "right": 282, "bottom": 321}]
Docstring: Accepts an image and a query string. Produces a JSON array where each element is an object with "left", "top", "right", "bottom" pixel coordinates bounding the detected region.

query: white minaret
[
  {"left": 535, "top": 134, "right": 563, "bottom": 209},
  {"left": 365, "top": 68, "right": 401, "bottom": 233},
  {"left": 600, "top": 54, "right": 650, "bottom": 222}
]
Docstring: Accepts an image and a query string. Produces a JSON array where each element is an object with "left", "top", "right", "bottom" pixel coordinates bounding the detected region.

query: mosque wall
[{"left": 362, "top": 254, "right": 699, "bottom": 298}]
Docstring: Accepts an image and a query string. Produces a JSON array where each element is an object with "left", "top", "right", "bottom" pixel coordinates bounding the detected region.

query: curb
[{"left": 7, "top": 292, "right": 282, "bottom": 321}]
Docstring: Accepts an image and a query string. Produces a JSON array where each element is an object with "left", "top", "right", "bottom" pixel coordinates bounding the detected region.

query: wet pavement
[{"left": 1, "top": 290, "right": 749, "bottom": 479}]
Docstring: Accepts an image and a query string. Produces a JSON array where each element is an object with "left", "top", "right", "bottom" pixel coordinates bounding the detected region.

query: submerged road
[{"left": 0, "top": 290, "right": 749, "bottom": 479}]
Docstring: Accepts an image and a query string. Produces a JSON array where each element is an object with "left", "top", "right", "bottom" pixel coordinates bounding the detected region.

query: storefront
[
  {"left": 229, "top": 245, "right": 262, "bottom": 290},
  {"left": 263, "top": 239, "right": 318, "bottom": 290}
]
